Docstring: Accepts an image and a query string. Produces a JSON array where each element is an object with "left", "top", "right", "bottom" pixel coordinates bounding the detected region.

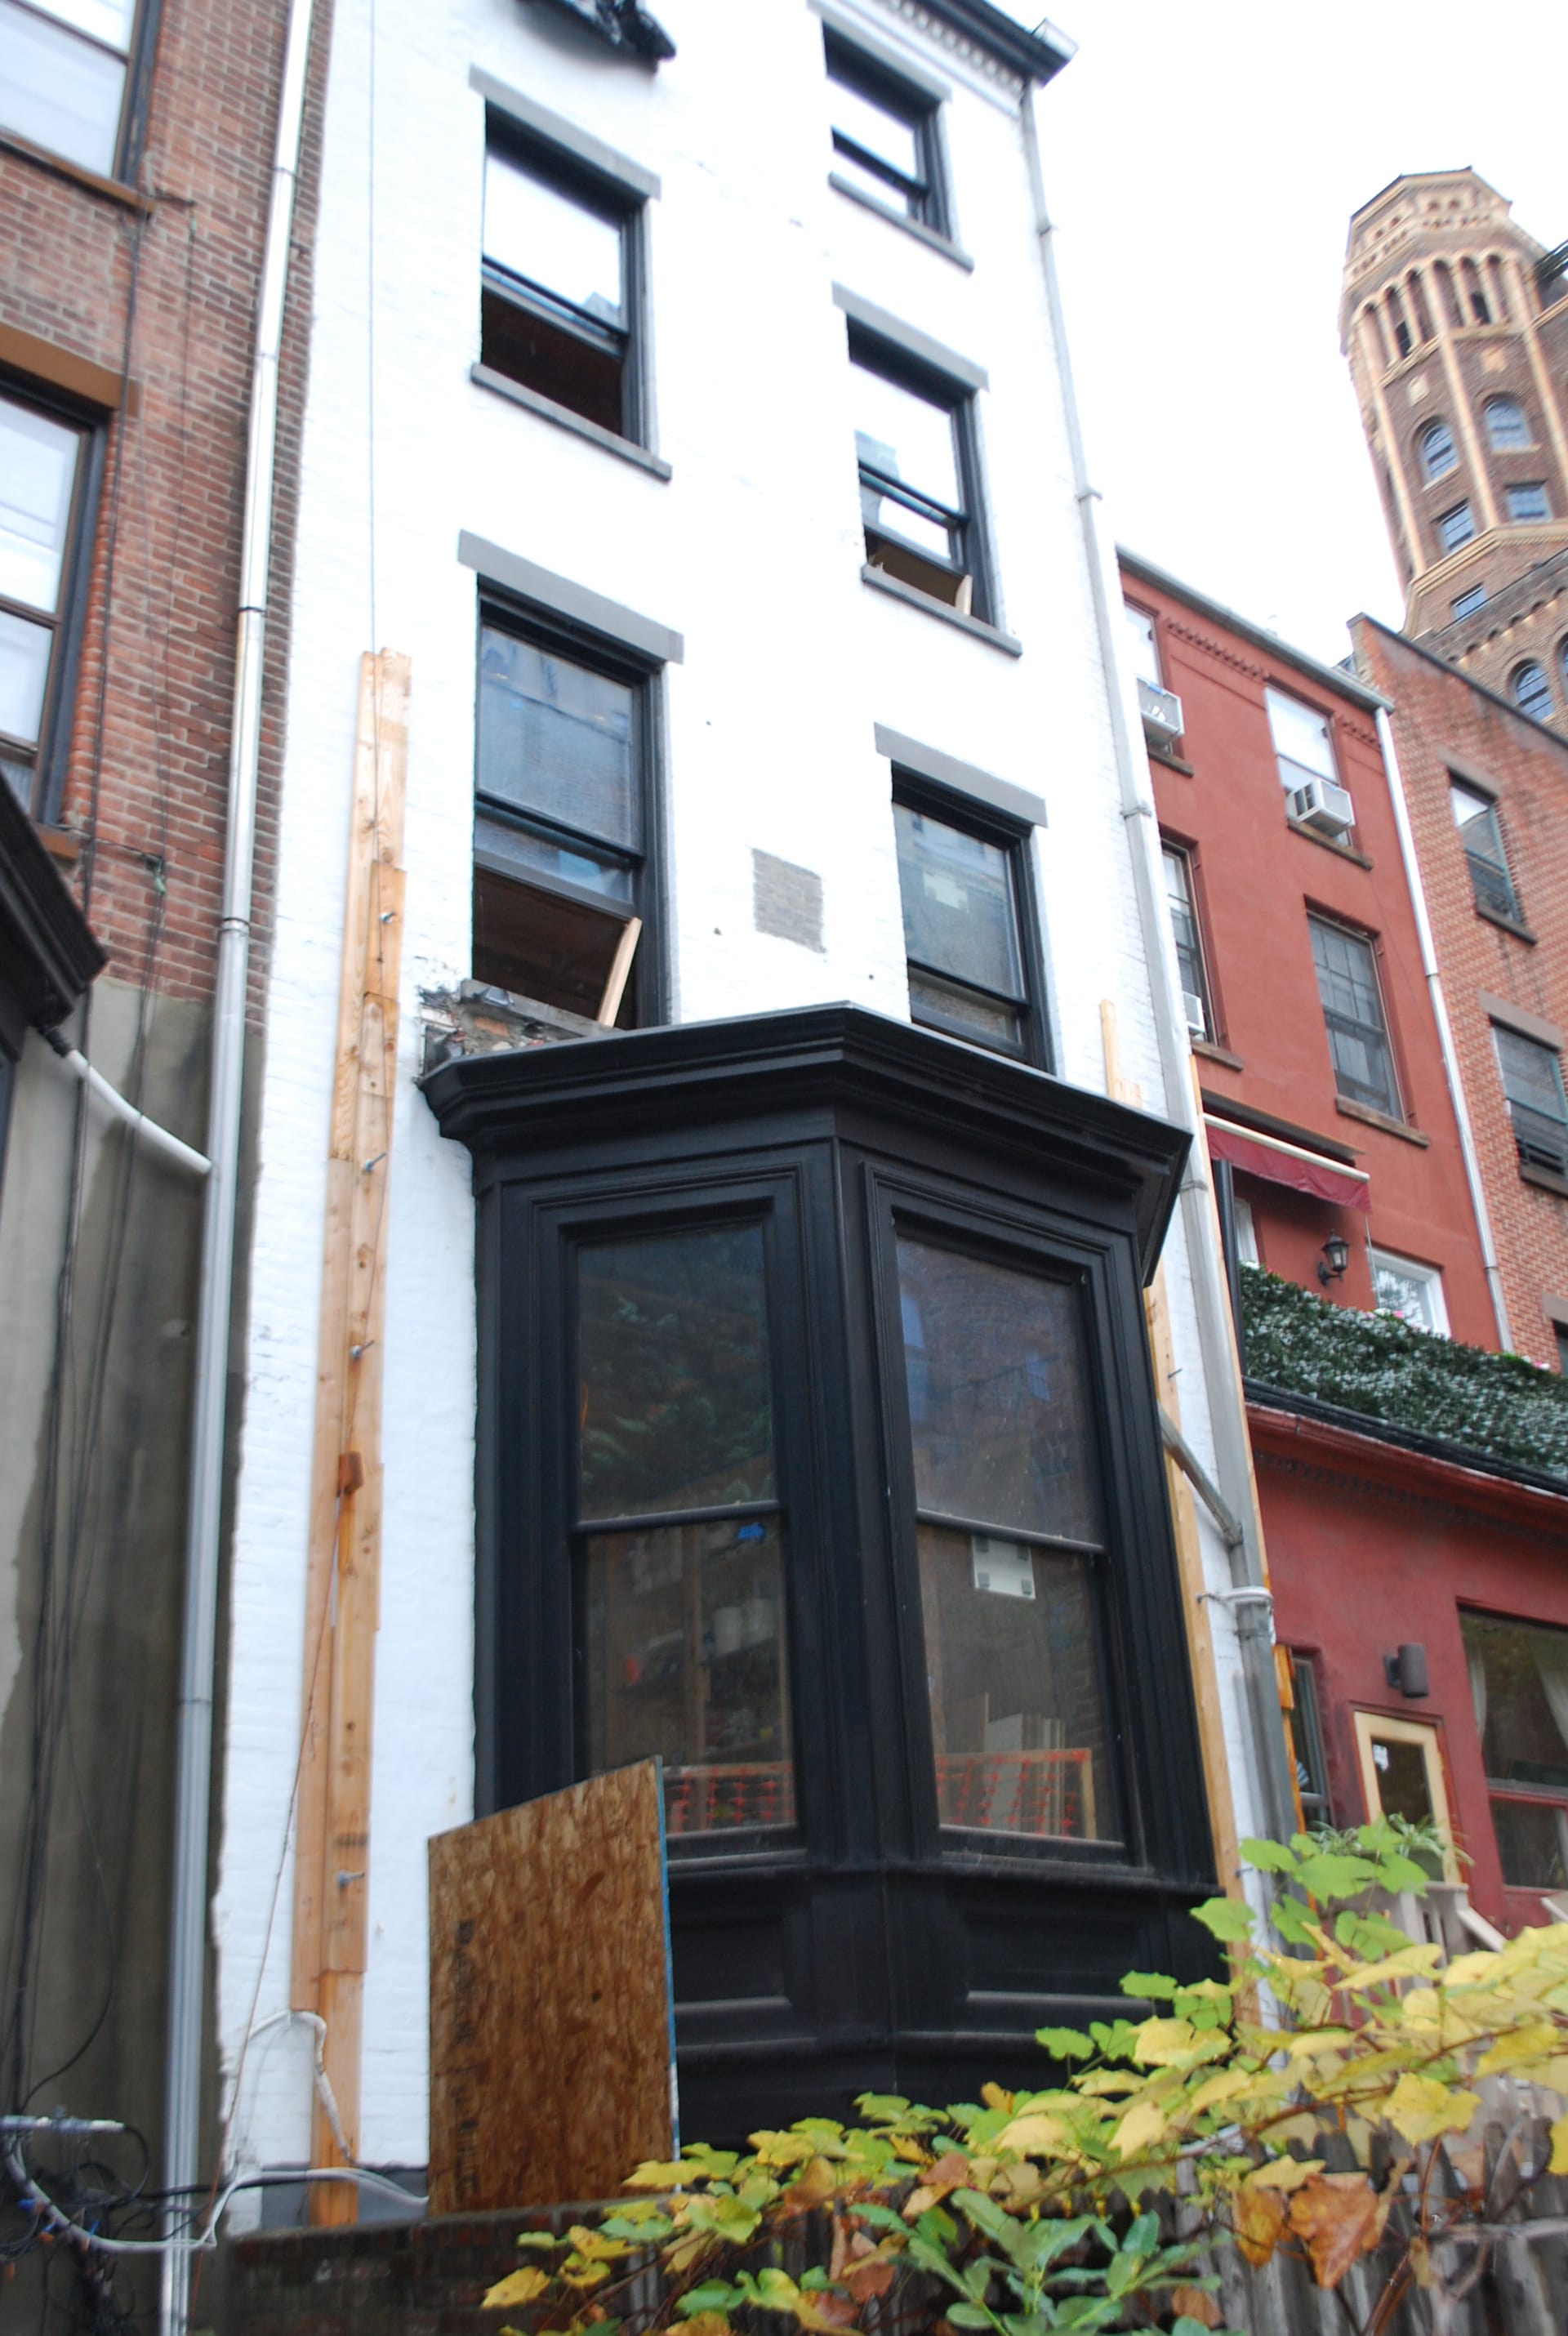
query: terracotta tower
[{"left": 1340, "top": 169, "right": 1568, "bottom": 729}]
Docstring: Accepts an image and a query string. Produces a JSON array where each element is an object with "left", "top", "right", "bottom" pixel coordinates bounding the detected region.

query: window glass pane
[
  {"left": 894, "top": 801, "right": 1023, "bottom": 1003},
  {"left": 577, "top": 1224, "right": 776, "bottom": 1522},
  {"left": 1506, "top": 483, "right": 1549, "bottom": 523},
  {"left": 1266, "top": 688, "right": 1335, "bottom": 786},
  {"left": 898, "top": 1237, "right": 1104, "bottom": 1547},
  {"left": 1463, "top": 1614, "right": 1568, "bottom": 1791},
  {"left": 918, "top": 1522, "right": 1115, "bottom": 1841},
  {"left": 30, "top": 0, "right": 134, "bottom": 47},
  {"left": 1288, "top": 1655, "right": 1329, "bottom": 1817},
  {"left": 584, "top": 1515, "right": 794, "bottom": 1834},
  {"left": 0, "top": 0, "right": 126, "bottom": 173},
  {"left": 1419, "top": 420, "right": 1456, "bottom": 479},
  {"left": 1161, "top": 846, "right": 1205, "bottom": 1010},
  {"left": 1486, "top": 398, "right": 1529, "bottom": 449},
  {"left": 1123, "top": 604, "right": 1160, "bottom": 687},
  {"left": 1365, "top": 1731, "right": 1443, "bottom": 1874},
  {"left": 828, "top": 70, "right": 921, "bottom": 185},
  {"left": 478, "top": 628, "right": 638, "bottom": 851},
  {"left": 1490, "top": 1799, "right": 1568, "bottom": 1888},
  {"left": 1450, "top": 779, "right": 1498, "bottom": 850},
  {"left": 906, "top": 969, "right": 1022, "bottom": 1055},
  {"left": 1512, "top": 662, "right": 1552, "bottom": 722},
  {"left": 1452, "top": 583, "right": 1486, "bottom": 619},
  {"left": 0, "top": 398, "right": 80, "bottom": 611},
  {"left": 852, "top": 360, "right": 960, "bottom": 514},
  {"left": 1310, "top": 920, "right": 1399, "bottom": 1117},
  {"left": 1370, "top": 1250, "right": 1446, "bottom": 1334},
  {"left": 0, "top": 607, "right": 53, "bottom": 745},
  {"left": 474, "top": 809, "right": 634, "bottom": 902},
  {"left": 1438, "top": 502, "right": 1475, "bottom": 552},
  {"left": 483, "top": 147, "right": 624, "bottom": 324},
  {"left": 1494, "top": 1025, "right": 1567, "bottom": 1121}
]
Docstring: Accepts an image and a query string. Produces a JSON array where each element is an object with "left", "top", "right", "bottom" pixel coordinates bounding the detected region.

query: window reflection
[{"left": 898, "top": 1237, "right": 1116, "bottom": 1840}]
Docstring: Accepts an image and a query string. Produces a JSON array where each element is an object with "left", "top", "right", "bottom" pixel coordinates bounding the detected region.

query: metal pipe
[
  {"left": 41, "top": 1032, "right": 211, "bottom": 1177},
  {"left": 1373, "top": 702, "right": 1513, "bottom": 1350},
  {"left": 160, "top": 0, "right": 316, "bottom": 2325},
  {"left": 1019, "top": 86, "right": 1298, "bottom": 1847}
]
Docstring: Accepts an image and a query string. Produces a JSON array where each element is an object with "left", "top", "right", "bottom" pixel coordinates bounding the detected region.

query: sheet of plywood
[{"left": 428, "top": 1760, "right": 675, "bottom": 2217}]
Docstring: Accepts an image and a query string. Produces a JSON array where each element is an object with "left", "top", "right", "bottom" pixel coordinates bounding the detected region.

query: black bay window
[
  {"left": 428, "top": 1005, "right": 1211, "bottom": 2133},
  {"left": 473, "top": 611, "right": 653, "bottom": 1024}
]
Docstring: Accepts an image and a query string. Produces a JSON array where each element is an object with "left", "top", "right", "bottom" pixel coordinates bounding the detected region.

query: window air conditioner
[
  {"left": 1289, "top": 777, "right": 1356, "bottom": 839},
  {"left": 1138, "top": 676, "right": 1184, "bottom": 746},
  {"left": 1182, "top": 991, "right": 1207, "bottom": 1039}
]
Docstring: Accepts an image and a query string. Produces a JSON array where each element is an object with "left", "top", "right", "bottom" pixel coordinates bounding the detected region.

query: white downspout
[
  {"left": 160, "top": 0, "right": 316, "bottom": 2327},
  {"left": 1374, "top": 702, "right": 1513, "bottom": 1350},
  {"left": 1019, "top": 86, "right": 1298, "bottom": 1847}
]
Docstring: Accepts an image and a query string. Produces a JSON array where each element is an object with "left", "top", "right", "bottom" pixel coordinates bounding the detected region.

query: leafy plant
[{"left": 483, "top": 1823, "right": 1568, "bottom": 2336}]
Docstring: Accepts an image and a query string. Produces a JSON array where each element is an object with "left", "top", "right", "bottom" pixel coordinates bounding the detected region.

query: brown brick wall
[
  {"left": 1352, "top": 617, "right": 1568, "bottom": 1366},
  {"left": 0, "top": 0, "right": 333, "bottom": 1023}
]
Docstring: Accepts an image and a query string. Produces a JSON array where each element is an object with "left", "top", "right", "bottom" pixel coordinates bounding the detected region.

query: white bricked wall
[{"left": 216, "top": 0, "right": 1265, "bottom": 2187}]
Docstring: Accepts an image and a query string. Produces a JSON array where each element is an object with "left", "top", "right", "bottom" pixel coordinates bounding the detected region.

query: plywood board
[{"left": 428, "top": 1760, "right": 675, "bottom": 2217}]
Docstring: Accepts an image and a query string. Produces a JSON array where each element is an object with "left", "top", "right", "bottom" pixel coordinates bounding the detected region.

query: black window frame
[
  {"left": 823, "top": 29, "right": 951, "bottom": 238},
  {"left": 0, "top": 374, "right": 105, "bottom": 825},
  {"left": 479, "top": 112, "right": 648, "bottom": 449},
  {"left": 850, "top": 327, "right": 995, "bottom": 624},
  {"left": 471, "top": 593, "right": 664, "bottom": 1029},
  {"left": 1492, "top": 1022, "right": 1568, "bottom": 1179},
  {"left": 891, "top": 767, "right": 1050, "bottom": 1071},
  {"left": 1160, "top": 836, "right": 1215, "bottom": 1043},
  {"left": 1449, "top": 775, "right": 1523, "bottom": 925},
  {"left": 1308, "top": 912, "right": 1403, "bottom": 1121},
  {"left": 0, "top": 0, "right": 161, "bottom": 185}
]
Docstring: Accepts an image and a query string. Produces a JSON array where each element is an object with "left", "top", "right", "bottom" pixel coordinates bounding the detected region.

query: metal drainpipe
[
  {"left": 1018, "top": 87, "right": 1298, "bottom": 1848},
  {"left": 1373, "top": 700, "right": 1513, "bottom": 1350},
  {"left": 160, "top": 0, "right": 315, "bottom": 2327}
]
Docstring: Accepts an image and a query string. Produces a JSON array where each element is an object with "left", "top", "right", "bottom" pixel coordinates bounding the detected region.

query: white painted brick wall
[{"left": 216, "top": 0, "right": 1262, "bottom": 2184}]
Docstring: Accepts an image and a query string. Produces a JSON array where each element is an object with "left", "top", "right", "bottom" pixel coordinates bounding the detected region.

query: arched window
[
  {"left": 1512, "top": 661, "right": 1553, "bottom": 723},
  {"left": 1486, "top": 396, "right": 1530, "bottom": 449},
  {"left": 1419, "top": 419, "right": 1457, "bottom": 479}
]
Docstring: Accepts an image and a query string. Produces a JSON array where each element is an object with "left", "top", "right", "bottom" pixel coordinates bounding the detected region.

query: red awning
[{"left": 1205, "top": 1116, "right": 1370, "bottom": 1213}]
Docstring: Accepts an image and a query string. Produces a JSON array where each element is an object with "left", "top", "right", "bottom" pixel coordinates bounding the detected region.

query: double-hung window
[
  {"left": 1462, "top": 1612, "right": 1568, "bottom": 1891},
  {"left": 1493, "top": 1023, "right": 1568, "bottom": 1177},
  {"left": 1266, "top": 686, "right": 1337, "bottom": 796},
  {"left": 473, "top": 615, "right": 653, "bottom": 1024},
  {"left": 1124, "top": 603, "right": 1161, "bottom": 688},
  {"left": 852, "top": 335, "right": 986, "bottom": 617},
  {"left": 824, "top": 32, "right": 947, "bottom": 234},
  {"left": 1437, "top": 501, "right": 1476, "bottom": 554},
  {"left": 1450, "top": 777, "right": 1522, "bottom": 921},
  {"left": 1370, "top": 1248, "right": 1449, "bottom": 1335},
  {"left": 1, "top": 386, "right": 90, "bottom": 818},
  {"left": 0, "top": 0, "right": 137, "bottom": 177},
  {"left": 481, "top": 127, "right": 641, "bottom": 442},
  {"left": 1309, "top": 916, "right": 1401, "bottom": 1119},
  {"left": 893, "top": 777, "right": 1043, "bottom": 1063},
  {"left": 1160, "top": 842, "right": 1212, "bottom": 1041}
]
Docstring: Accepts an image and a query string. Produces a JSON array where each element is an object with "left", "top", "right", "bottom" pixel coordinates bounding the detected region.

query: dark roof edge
[
  {"left": 924, "top": 2, "right": 1076, "bottom": 83},
  {"left": 0, "top": 784, "right": 104, "bottom": 1034},
  {"left": 1117, "top": 546, "right": 1390, "bottom": 713},
  {"left": 1245, "top": 1379, "right": 1568, "bottom": 1504},
  {"left": 1352, "top": 610, "right": 1568, "bottom": 756}
]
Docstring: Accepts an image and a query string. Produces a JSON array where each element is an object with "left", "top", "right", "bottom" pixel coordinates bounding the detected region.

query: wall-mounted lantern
[
  {"left": 1384, "top": 1643, "right": 1430, "bottom": 1699},
  {"left": 1317, "top": 1233, "right": 1351, "bottom": 1287}
]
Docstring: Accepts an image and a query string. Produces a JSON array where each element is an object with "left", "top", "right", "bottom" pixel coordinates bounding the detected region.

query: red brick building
[
  {"left": 1121, "top": 550, "right": 1568, "bottom": 1937},
  {"left": 0, "top": 0, "right": 322, "bottom": 2268}
]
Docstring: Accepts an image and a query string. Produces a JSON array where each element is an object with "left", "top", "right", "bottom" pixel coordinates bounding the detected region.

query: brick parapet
[{"left": 1352, "top": 617, "right": 1568, "bottom": 1364}]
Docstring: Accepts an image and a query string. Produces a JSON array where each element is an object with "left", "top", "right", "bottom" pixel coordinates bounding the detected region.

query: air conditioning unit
[
  {"left": 1138, "top": 677, "right": 1184, "bottom": 746},
  {"left": 1289, "top": 777, "right": 1356, "bottom": 839},
  {"left": 1182, "top": 991, "right": 1207, "bottom": 1039}
]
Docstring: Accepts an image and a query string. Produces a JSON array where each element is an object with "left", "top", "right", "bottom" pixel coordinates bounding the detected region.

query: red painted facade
[{"left": 1120, "top": 552, "right": 1568, "bottom": 1931}]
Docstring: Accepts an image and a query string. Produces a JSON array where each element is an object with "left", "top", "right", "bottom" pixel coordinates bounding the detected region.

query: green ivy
[{"left": 1240, "top": 1265, "right": 1568, "bottom": 1480}]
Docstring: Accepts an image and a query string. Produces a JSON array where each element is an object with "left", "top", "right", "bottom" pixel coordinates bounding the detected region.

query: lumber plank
[{"left": 428, "top": 1762, "right": 675, "bottom": 2217}]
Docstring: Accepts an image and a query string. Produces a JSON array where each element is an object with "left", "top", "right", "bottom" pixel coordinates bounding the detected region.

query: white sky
[{"left": 1034, "top": 0, "right": 1568, "bottom": 663}]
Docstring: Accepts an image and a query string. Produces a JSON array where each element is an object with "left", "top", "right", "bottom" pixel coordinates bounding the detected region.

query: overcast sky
[{"left": 1034, "top": 0, "right": 1568, "bottom": 665}]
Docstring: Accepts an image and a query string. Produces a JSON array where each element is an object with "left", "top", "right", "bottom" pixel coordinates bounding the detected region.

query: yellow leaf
[
  {"left": 1550, "top": 2112, "right": 1568, "bottom": 2176},
  {"left": 1188, "top": 2071, "right": 1253, "bottom": 2115},
  {"left": 1383, "top": 2075, "right": 1481, "bottom": 2146},
  {"left": 1477, "top": 2022, "right": 1560, "bottom": 2076},
  {"left": 996, "top": 2112, "right": 1070, "bottom": 2156},
  {"left": 1336, "top": 1946, "right": 1442, "bottom": 1991},
  {"left": 980, "top": 2083, "right": 1014, "bottom": 2113},
  {"left": 483, "top": 2268, "right": 550, "bottom": 2309},
  {"left": 1113, "top": 2098, "right": 1168, "bottom": 2160},
  {"left": 1245, "top": 2157, "right": 1324, "bottom": 2192},
  {"left": 681, "top": 2318, "right": 733, "bottom": 2336},
  {"left": 624, "top": 2161, "right": 693, "bottom": 2189},
  {"left": 1133, "top": 2017, "right": 1197, "bottom": 2065}
]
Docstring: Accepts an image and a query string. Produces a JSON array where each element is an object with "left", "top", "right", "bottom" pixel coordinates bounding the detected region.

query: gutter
[
  {"left": 1019, "top": 91, "right": 1298, "bottom": 1847},
  {"left": 160, "top": 0, "right": 316, "bottom": 2327},
  {"left": 1370, "top": 702, "right": 1512, "bottom": 1349}
]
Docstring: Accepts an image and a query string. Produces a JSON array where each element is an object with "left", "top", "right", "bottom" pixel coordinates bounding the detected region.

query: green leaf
[
  {"left": 1122, "top": 2213, "right": 1159, "bottom": 2257},
  {"left": 1118, "top": 1973, "right": 1178, "bottom": 2001},
  {"left": 1270, "top": 1895, "right": 1319, "bottom": 1945},
  {"left": 799, "top": 2269, "right": 829, "bottom": 2291},
  {"left": 1192, "top": 1896, "right": 1256, "bottom": 1943},
  {"left": 1292, "top": 1852, "right": 1377, "bottom": 1903},
  {"left": 1036, "top": 2026, "right": 1095, "bottom": 2059},
  {"left": 947, "top": 2307, "right": 996, "bottom": 2330},
  {"left": 679, "top": 2285, "right": 742, "bottom": 2316},
  {"left": 1240, "top": 1837, "right": 1298, "bottom": 1874},
  {"left": 1375, "top": 1852, "right": 1431, "bottom": 1894}
]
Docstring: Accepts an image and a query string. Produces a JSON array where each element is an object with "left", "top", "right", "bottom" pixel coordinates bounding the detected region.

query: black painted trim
[{"left": 0, "top": 779, "right": 104, "bottom": 1048}]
